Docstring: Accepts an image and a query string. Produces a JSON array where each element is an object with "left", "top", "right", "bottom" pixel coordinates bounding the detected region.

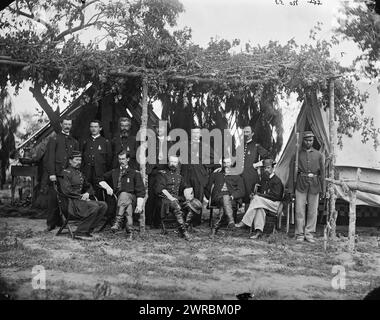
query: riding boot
[{"left": 111, "top": 206, "right": 125, "bottom": 232}]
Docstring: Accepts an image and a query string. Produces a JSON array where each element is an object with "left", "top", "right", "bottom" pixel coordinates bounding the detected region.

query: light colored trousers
[
  {"left": 295, "top": 190, "right": 319, "bottom": 238},
  {"left": 241, "top": 195, "right": 280, "bottom": 231},
  {"left": 117, "top": 192, "right": 135, "bottom": 233}
]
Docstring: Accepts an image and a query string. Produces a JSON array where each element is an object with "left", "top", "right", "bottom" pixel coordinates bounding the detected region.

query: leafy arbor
[{"left": 0, "top": 0, "right": 378, "bottom": 158}]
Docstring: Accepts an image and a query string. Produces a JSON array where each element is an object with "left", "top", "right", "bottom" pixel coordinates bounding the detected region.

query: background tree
[
  {"left": 0, "top": 88, "right": 20, "bottom": 187},
  {"left": 335, "top": 0, "right": 380, "bottom": 81}
]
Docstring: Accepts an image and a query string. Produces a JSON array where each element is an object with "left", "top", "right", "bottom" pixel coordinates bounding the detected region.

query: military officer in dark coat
[
  {"left": 205, "top": 157, "right": 245, "bottom": 236},
  {"left": 80, "top": 120, "right": 112, "bottom": 198},
  {"left": 240, "top": 125, "right": 269, "bottom": 211},
  {"left": 145, "top": 123, "right": 173, "bottom": 227},
  {"left": 99, "top": 150, "right": 145, "bottom": 241},
  {"left": 180, "top": 127, "right": 220, "bottom": 227},
  {"left": 45, "top": 117, "right": 79, "bottom": 231},
  {"left": 111, "top": 117, "right": 138, "bottom": 170},
  {"left": 155, "top": 156, "right": 196, "bottom": 240},
  {"left": 58, "top": 151, "right": 108, "bottom": 240},
  {"left": 287, "top": 131, "right": 325, "bottom": 243}
]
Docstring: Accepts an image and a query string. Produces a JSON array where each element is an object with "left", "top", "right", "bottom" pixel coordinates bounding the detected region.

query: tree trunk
[
  {"left": 29, "top": 83, "right": 61, "bottom": 133},
  {"left": 138, "top": 76, "right": 149, "bottom": 231},
  {"left": 328, "top": 79, "right": 338, "bottom": 239}
]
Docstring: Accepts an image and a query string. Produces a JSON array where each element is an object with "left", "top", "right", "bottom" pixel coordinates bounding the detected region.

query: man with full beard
[{"left": 111, "top": 117, "right": 138, "bottom": 170}]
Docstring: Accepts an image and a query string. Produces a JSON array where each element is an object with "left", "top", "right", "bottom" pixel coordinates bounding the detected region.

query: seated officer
[
  {"left": 236, "top": 158, "right": 284, "bottom": 239},
  {"left": 59, "top": 151, "right": 108, "bottom": 240},
  {"left": 155, "top": 156, "right": 198, "bottom": 241},
  {"left": 205, "top": 157, "right": 245, "bottom": 237},
  {"left": 98, "top": 150, "right": 145, "bottom": 241}
]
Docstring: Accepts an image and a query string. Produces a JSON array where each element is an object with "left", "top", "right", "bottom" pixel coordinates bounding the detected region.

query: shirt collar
[
  {"left": 269, "top": 172, "right": 275, "bottom": 179},
  {"left": 245, "top": 138, "right": 252, "bottom": 144},
  {"left": 91, "top": 134, "right": 101, "bottom": 140},
  {"left": 61, "top": 131, "right": 69, "bottom": 136},
  {"left": 120, "top": 165, "right": 129, "bottom": 171}
]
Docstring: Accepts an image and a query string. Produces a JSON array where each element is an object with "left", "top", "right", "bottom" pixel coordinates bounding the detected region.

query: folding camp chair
[
  {"left": 54, "top": 181, "right": 75, "bottom": 239},
  {"left": 97, "top": 187, "right": 118, "bottom": 232}
]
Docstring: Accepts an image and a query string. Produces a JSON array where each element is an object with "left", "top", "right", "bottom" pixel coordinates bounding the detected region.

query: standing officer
[
  {"left": 59, "top": 151, "right": 108, "bottom": 240},
  {"left": 155, "top": 156, "right": 195, "bottom": 241},
  {"left": 99, "top": 150, "right": 145, "bottom": 241},
  {"left": 111, "top": 117, "right": 138, "bottom": 170},
  {"left": 241, "top": 125, "right": 269, "bottom": 212},
  {"left": 45, "top": 117, "right": 79, "bottom": 231},
  {"left": 288, "top": 131, "right": 325, "bottom": 243},
  {"left": 80, "top": 120, "right": 112, "bottom": 198}
]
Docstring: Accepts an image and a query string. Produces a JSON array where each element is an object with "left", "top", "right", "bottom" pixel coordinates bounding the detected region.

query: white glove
[
  {"left": 81, "top": 192, "right": 90, "bottom": 201},
  {"left": 99, "top": 181, "right": 113, "bottom": 195},
  {"left": 49, "top": 175, "right": 57, "bottom": 182},
  {"left": 184, "top": 187, "right": 194, "bottom": 201},
  {"left": 135, "top": 197, "right": 144, "bottom": 213}
]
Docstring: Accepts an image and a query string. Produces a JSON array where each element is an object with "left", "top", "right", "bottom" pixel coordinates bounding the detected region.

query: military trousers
[{"left": 295, "top": 190, "right": 319, "bottom": 239}]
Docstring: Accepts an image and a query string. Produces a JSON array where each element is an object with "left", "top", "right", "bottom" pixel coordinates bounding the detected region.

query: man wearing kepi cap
[
  {"left": 287, "top": 131, "right": 325, "bottom": 243},
  {"left": 58, "top": 151, "right": 108, "bottom": 240},
  {"left": 236, "top": 158, "right": 284, "bottom": 239}
]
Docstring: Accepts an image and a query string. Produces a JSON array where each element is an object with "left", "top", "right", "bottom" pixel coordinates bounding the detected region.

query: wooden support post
[
  {"left": 328, "top": 78, "right": 338, "bottom": 239},
  {"left": 348, "top": 168, "right": 360, "bottom": 253},
  {"left": 139, "top": 76, "right": 149, "bottom": 232}
]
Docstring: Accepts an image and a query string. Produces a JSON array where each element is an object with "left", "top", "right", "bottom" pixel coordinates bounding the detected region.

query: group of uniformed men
[{"left": 44, "top": 115, "right": 325, "bottom": 243}]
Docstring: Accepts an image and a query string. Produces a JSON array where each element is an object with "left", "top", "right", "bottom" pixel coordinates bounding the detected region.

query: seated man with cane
[
  {"left": 235, "top": 158, "right": 284, "bottom": 239},
  {"left": 59, "top": 151, "right": 108, "bottom": 240},
  {"left": 98, "top": 150, "right": 145, "bottom": 241}
]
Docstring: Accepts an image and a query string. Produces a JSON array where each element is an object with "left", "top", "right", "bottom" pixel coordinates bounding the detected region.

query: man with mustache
[
  {"left": 205, "top": 157, "right": 245, "bottom": 237},
  {"left": 240, "top": 125, "right": 269, "bottom": 213},
  {"left": 236, "top": 158, "right": 284, "bottom": 239},
  {"left": 155, "top": 156, "right": 196, "bottom": 241},
  {"left": 80, "top": 120, "right": 112, "bottom": 199},
  {"left": 98, "top": 150, "right": 145, "bottom": 241},
  {"left": 145, "top": 122, "right": 173, "bottom": 228},
  {"left": 111, "top": 117, "right": 138, "bottom": 170},
  {"left": 59, "top": 151, "right": 108, "bottom": 240},
  {"left": 45, "top": 117, "right": 79, "bottom": 231}
]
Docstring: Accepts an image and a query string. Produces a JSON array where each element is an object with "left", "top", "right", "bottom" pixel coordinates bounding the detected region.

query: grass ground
[{"left": 1, "top": 204, "right": 380, "bottom": 300}]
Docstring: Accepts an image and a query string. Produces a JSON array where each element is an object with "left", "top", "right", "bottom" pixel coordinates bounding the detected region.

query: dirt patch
[{"left": 1, "top": 217, "right": 380, "bottom": 300}]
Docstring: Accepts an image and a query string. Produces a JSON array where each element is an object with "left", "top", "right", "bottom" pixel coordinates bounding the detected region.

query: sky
[{"left": 5, "top": 0, "right": 379, "bottom": 162}]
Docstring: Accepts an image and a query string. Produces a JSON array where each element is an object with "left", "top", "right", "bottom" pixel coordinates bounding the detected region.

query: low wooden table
[{"left": 11, "top": 165, "right": 38, "bottom": 205}]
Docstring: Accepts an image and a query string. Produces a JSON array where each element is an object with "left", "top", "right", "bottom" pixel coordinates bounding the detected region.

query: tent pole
[
  {"left": 328, "top": 78, "right": 338, "bottom": 240},
  {"left": 139, "top": 75, "right": 149, "bottom": 232},
  {"left": 348, "top": 168, "right": 360, "bottom": 253}
]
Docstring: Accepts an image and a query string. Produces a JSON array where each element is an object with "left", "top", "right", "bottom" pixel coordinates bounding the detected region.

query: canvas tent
[{"left": 276, "top": 82, "right": 380, "bottom": 208}]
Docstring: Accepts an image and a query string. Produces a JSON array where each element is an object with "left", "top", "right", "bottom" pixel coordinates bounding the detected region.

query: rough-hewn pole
[
  {"left": 328, "top": 78, "right": 338, "bottom": 239},
  {"left": 139, "top": 76, "right": 149, "bottom": 232},
  {"left": 348, "top": 168, "right": 360, "bottom": 253},
  {"left": 325, "top": 178, "right": 380, "bottom": 196}
]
